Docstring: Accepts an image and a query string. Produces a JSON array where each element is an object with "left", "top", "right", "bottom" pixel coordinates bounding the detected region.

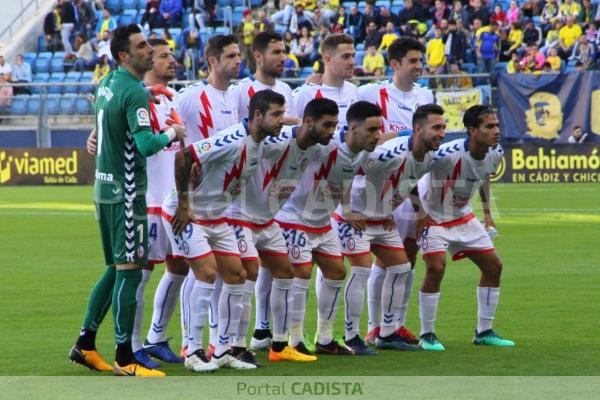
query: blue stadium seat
[
  {"left": 343, "top": 1, "right": 357, "bottom": 8},
  {"left": 136, "top": 13, "right": 143, "bottom": 24},
  {"left": 24, "top": 52, "right": 37, "bottom": 66},
  {"left": 250, "top": 0, "right": 261, "bottom": 6},
  {"left": 11, "top": 97, "right": 28, "bottom": 116},
  {"left": 217, "top": 0, "right": 231, "bottom": 6},
  {"left": 105, "top": 0, "right": 121, "bottom": 13},
  {"left": 300, "top": 66, "right": 313, "bottom": 77},
  {"left": 50, "top": 57, "right": 65, "bottom": 74},
  {"left": 48, "top": 73, "right": 65, "bottom": 94},
  {"left": 37, "top": 35, "right": 46, "bottom": 52},
  {"left": 53, "top": 51, "right": 66, "bottom": 58},
  {"left": 358, "top": 1, "right": 367, "bottom": 10},
  {"left": 495, "top": 62, "right": 507, "bottom": 71},
  {"left": 233, "top": 5, "right": 245, "bottom": 13},
  {"left": 123, "top": 8, "right": 138, "bottom": 17},
  {"left": 47, "top": 96, "right": 61, "bottom": 115},
  {"left": 355, "top": 50, "right": 365, "bottom": 66},
  {"left": 233, "top": 0, "right": 244, "bottom": 6},
  {"left": 27, "top": 98, "right": 40, "bottom": 115},
  {"left": 79, "top": 75, "right": 95, "bottom": 93},
  {"left": 66, "top": 71, "right": 82, "bottom": 79},
  {"left": 138, "top": 0, "right": 147, "bottom": 10},
  {"left": 60, "top": 96, "right": 77, "bottom": 115},
  {"left": 376, "top": 0, "right": 391, "bottom": 8},
  {"left": 461, "top": 62, "right": 476, "bottom": 74},
  {"left": 356, "top": 42, "right": 365, "bottom": 51},
  {"left": 390, "top": 4, "right": 403, "bottom": 14},
  {"left": 123, "top": 0, "right": 137, "bottom": 10},
  {"left": 75, "top": 98, "right": 93, "bottom": 114},
  {"left": 532, "top": 15, "right": 541, "bottom": 26},
  {"left": 232, "top": 11, "right": 243, "bottom": 25},
  {"left": 119, "top": 14, "right": 135, "bottom": 26},
  {"left": 215, "top": 6, "right": 231, "bottom": 22},
  {"left": 199, "top": 28, "right": 213, "bottom": 44},
  {"left": 63, "top": 77, "right": 80, "bottom": 94},
  {"left": 153, "top": 28, "right": 164, "bottom": 36},
  {"left": 34, "top": 57, "right": 51, "bottom": 74},
  {"left": 215, "top": 26, "right": 231, "bottom": 35}
]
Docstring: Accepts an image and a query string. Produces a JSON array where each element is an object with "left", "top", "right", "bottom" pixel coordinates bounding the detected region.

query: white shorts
[
  {"left": 147, "top": 211, "right": 173, "bottom": 264},
  {"left": 228, "top": 221, "right": 289, "bottom": 261},
  {"left": 331, "top": 214, "right": 404, "bottom": 257},
  {"left": 393, "top": 199, "right": 417, "bottom": 242},
  {"left": 162, "top": 215, "right": 240, "bottom": 261},
  {"left": 279, "top": 224, "right": 342, "bottom": 266},
  {"left": 420, "top": 214, "right": 495, "bottom": 261}
]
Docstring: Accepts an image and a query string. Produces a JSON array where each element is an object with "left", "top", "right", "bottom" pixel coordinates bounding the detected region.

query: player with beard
[
  {"left": 177, "top": 34, "right": 242, "bottom": 358},
  {"left": 331, "top": 104, "right": 446, "bottom": 354},
  {"left": 162, "top": 90, "right": 286, "bottom": 371},
  {"left": 85, "top": 39, "right": 189, "bottom": 369},
  {"left": 224, "top": 98, "right": 339, "bottom": 362}
]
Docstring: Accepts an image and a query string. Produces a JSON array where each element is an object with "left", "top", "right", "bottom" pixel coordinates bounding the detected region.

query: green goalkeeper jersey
[{"left": 93, "top": 67, "right": 170, "bottom": 204}]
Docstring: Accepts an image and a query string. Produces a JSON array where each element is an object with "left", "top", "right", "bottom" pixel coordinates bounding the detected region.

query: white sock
[
  {"left": 132, "top": 269, "right": 152, "bottom": 352},
  {"left": 419, "top": 291, "right": 441, "bottom": 336},
  {"left": 344, "top": 266, "right": 371, "bottom": 341},
  {"left": 215, "top": 283, "right": 244, "bottom": 357},
  {"left": 317, "top": 278, "right": 344, "bottom": 345},
  {"left": 146, "top": 271, "right": 186, "bottom": 344},
  {"left": 233, "top": 280, "right": 255, "bottom": 347},
  {"left": 290, "top": 278, "right": 310, "bottom": 347},
  {"left": 254, "top": 266, "right": 272, "bottom": 331},
  {"left": 380, "top": 263, "right": 411, "bottom": 337},
  {"left": 367, "top": 264, "right": 385, "bottom": 331},
  {"left": 396, "top": 268, "right": 414, "bottom": 329},
  {"left": 315, "top": 267, "right": 324, "bottom": 302},
  {"left": 187, "top": 280, "right": 214, "bottom": 355},
  {"left": 477, "top": 287, "right": 500, "bottom": 334},
  {"left": 179, "top": 269, "right": 194, "bottom": 349},
  {"left": 271, "top": 278, "right": 293, "bottom": 342},
  {"left": 208, "top": 274, "right": 223, "bottom": 347}
]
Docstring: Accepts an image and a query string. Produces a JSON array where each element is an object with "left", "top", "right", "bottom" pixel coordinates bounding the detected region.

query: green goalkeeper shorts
[{"left": 96, "top": 199, "right": 148, "bottom": 266}]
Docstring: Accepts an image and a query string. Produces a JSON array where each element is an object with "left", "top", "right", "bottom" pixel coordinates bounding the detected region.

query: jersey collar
[{"left": 242, "top": 118, "right": 251, "bottom": 136}]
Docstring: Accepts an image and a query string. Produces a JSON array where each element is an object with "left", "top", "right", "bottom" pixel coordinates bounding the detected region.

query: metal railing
[{"left": 0, "top": 0, "right": 41, "bottom": 43}]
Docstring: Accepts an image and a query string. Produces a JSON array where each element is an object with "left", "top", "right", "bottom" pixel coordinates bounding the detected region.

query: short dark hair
[
  {"left": 463, "top": 105, "right": 496, "bottom": 130},
  {"left": 110, "top": 24, "right": 143, "bottom": 64},
  {"left": 573, "top": 125, "right": 583, "bottom": 131},
  {"left": 205, "top": 34, "right": 238, "bottom": 62},
  {"left": 387, "top": 37, "right": 425, "bottom": 63},
  {"left": 346, "top": 101, "right": 382, "bottom": 125},
  {"left": 413, "top": 104, "right": 444, "bottom": 127},
  {"left": 252, "top": 31, "right": 283, "bottom": 53},
  {"left": 321, "top": 33, "right": 354, "bottom": 55},
  {"left": 148, "top": 38, "right": 169, "bottom": 47},
  {"left": 248, "top": 89, "right": 286, "bottom": 121},
  {"left": 302, "top": 98, "right": 339, "bottom": 122}
]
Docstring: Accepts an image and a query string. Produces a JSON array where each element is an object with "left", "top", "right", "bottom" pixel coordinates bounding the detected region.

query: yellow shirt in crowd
[
  {"left": 426, "top": 38, "right": 446, "bottom": 68},
  {"left": 559, "top": 24, "right": 583, "bottom": 47},
  {"left": 363, "top": 53, "right": 385, "bottom": 73}
]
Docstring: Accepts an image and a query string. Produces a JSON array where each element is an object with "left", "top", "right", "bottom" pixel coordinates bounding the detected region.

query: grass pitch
[{"left": 0, "top": 183, "right": 599, "bottom": 376}]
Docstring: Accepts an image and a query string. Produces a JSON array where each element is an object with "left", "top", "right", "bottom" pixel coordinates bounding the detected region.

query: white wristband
[{"left": 165, "top": 127, "right": 176, "bottom": 142}]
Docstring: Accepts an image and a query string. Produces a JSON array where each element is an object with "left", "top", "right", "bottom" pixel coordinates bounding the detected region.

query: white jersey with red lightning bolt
[
  {"left": 225, "top": 125, "right": 322, "bottom": 226},
  {"left": 337, "top": 135, "right": 436, "bottom": 221},
  {"left": 162, "top": 122, "right": 262, "bottom": 222},
  {"left": 276, "top": 129, "right": 369, "bottom": 231},
  {"left": 359, "top": 79, "right": 433, "bottom": 133},
  {"left": 229, "top": 76, "right": 297, "bottom": 120},
  {"left": 420, "top": 138, "right": 504, "bottom": 223},
  {"left": 292, "top": 82, "right": 358, "bottom": 128},
  {"left": 178, "top": 80, "right": 239, "bottom": 142},
  {"left": 146, "top": 86, "right": 181, "bottom": 209}
]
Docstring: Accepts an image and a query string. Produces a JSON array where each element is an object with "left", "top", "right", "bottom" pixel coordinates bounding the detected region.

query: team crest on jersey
[
  {"left": 199, "top": 142, "right": 212, "bottom": 153},
  {"left": 238, "top": 239, "right": 248, "bottom": 253},
  {"left": 300, "top": 158, "right": 309, "bottom": 171},
  {"left": 136, "top": 244, "right": 145, "bottom": 258},
  {"left": 290, "top": 246, "right": 301, "bottom": 259},
  {"left": 137, "top": 108, "right": 151, "bottom": 126}
]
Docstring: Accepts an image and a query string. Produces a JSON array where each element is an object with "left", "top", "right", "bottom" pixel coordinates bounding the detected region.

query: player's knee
[
  {"left": 327, "top": 265, "right": 346, "bottom": 281},
  {"left": 488, "top": 259, "right": 503, "bottom": 281},
  {"left": 425, "top": 263, "right": 445, "bottom": 281},
  {"left": 293, "top": 266, "right": 312, "bottom": 280}
]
